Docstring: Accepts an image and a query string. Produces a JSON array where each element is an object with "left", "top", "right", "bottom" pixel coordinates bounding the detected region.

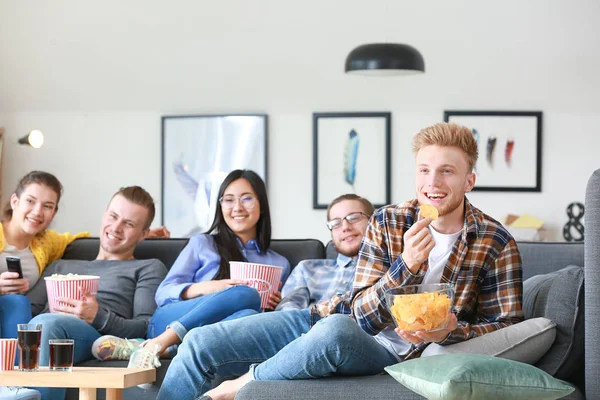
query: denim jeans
[
  {"left": 157, "top": 311, "right": 399, "bottom": 399},
  {"left": 29, "top": 313, "right": 102, "bottom": 400},
  {"left": 148, "top": 285, "right": 261, "bottom": 357},
  {"left": 0, "top": 294, "right": 32, "bottom": 339}
]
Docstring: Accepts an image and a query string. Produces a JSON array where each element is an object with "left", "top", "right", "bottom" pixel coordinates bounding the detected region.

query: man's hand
[
  {"left": 401, "top": 218, "right": 435, "bottom": 274},
  {"left": 264, "top": 283, "right": 283, "bottom": 311},
  {"left": 394, "top": 313, "right": 458, "bottom": 344},
  {"left": 54, "top": 287, "right": 99, "bottom": 323},
  {"left": 182, "top": 279, "right": 247, "bottom": 299},
  {"left": 0, "top": 271, "right": 29, "bottom": 295},
  {"left": 147, "top": 226, "right": 171, "bottom": 238}
]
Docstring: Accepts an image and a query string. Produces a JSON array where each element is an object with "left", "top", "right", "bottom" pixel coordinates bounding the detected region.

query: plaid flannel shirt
[{"left": 351, "top": 198, "right": 524, "bottom": 359}]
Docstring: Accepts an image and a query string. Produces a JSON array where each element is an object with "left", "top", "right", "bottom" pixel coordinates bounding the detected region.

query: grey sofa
[{"left": 60, "top": 168, "right": 600, "bottom": 399}]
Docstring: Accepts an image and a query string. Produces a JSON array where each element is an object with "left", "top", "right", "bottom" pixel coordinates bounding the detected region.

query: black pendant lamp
[{"left": 345, "top": 43, "right": 425, "bottom": 76}]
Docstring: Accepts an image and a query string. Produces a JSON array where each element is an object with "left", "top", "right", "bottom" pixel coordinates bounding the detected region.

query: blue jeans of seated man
[
  {"left": 148, "top": 285, "right": 261, "bottom": 343},
  {"left": 157, "top": 311, "right": 399, "bottom": 400},
  {"left": 29, "top": 313, "right": 102, "bottom": 400},
  {"left": 0, "top": 294, "right": 32, "bottom": 339}
]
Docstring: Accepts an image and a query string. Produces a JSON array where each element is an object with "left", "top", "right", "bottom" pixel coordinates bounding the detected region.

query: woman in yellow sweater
[{"left": 0, "top": 171, "right": 89, "bottom": 339}]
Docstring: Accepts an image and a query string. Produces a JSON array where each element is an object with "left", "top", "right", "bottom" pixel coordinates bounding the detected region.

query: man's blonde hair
[{"left": 412, "top": 123, "right": 478, "bottom": 172}]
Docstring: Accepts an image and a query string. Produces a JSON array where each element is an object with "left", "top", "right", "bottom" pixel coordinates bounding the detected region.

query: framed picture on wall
[
  {"left": 444, "top": 110, "right": 543, "bottom": 192},
  {"left": 162, "top": 114, "right": 267, "bottom": 238},
  {"left": 313, "top": 112, "right": 391, "bottom": 209}
]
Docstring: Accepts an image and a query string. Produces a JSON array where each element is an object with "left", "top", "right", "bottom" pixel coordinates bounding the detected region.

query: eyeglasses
[
  {"left": 326, "top": 212, "right": 370, "bottom": 231},
  {"left": 219, "top": 194, "right": 257, "bottom": 210}
]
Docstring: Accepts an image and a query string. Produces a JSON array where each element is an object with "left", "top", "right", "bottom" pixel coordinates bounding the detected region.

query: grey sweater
[{"left": 27, "top": 258, "right": 167, "bottom": 338}]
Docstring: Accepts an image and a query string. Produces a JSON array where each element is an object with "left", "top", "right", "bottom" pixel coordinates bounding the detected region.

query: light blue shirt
[
  {"left": 276, "top": 254, "right": 355, "bottom": 311},
  {"left": 155, "top": 234, "right": 291, "bottom": 307}
]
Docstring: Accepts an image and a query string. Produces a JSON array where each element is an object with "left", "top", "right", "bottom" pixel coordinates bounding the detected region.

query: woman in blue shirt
[{"left": 92, "top": 169, "right": 290, "bottom": 361}]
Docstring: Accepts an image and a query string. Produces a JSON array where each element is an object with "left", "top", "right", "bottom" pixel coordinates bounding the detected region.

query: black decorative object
[
  {"left": 345, "top": 43, "right": 425, "bottom": 76},
  {"left": 563, "top": 202, "right": 584, "bottom": 242}
]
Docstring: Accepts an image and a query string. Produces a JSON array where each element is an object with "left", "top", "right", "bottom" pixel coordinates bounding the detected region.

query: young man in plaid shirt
[{"left": 158, "top": 122, "right": 524, "bottom": 400}]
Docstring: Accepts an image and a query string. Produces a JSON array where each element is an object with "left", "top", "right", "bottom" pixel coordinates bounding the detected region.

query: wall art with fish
[{"left": 313, "top": 112, "right": 391, "bottom": 209}]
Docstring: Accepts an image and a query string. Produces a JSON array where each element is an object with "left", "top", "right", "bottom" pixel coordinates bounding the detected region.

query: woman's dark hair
[
  {"left": 206, "top": 169, "right": 272, "bottom": 280},
  {"left": 3, "top": 171, "right": 63, "bottom": 220}
]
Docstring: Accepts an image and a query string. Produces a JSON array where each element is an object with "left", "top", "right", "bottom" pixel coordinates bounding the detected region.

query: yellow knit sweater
[{"left": 0, "top": 228, "right": 90, "bottom": 274}]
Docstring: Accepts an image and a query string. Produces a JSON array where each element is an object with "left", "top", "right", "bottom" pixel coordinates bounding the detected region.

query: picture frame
[
  {"left": 444, "top": 111, "right": 543, "bottom": 192},
  {"left": 313, "top": 112, "right": 391, "bottom": 209},
  {"left": 161, "top": 114, "right": 268, "bottom": 238}
]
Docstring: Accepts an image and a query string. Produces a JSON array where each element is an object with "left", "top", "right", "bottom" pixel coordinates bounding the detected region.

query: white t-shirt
[
  {"left": 0, "top": 244, "right": 39, "bottom": 290},
  {"left": 422, "top": 226, "right": 461, "bottom": 285}
]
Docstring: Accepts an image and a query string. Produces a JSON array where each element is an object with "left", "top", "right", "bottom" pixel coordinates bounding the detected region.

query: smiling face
[
  {"left": 98, "top": 194, "right": 150, "bottom": 260},
  {"left": 329, "top": 199, "right": 370, "bottom": 257},
  {"left": 10, "top": 183, "right": 58, "bottom": 236},
  {"left": 416, "top": 145, "right": 476, "bottom": 229},
  {"left": 221, "top": 178, "right": 261, "bottom": 244}
]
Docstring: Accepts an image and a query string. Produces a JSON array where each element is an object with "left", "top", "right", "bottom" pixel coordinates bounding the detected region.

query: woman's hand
[
  {"left": 181, "top": 279, "right": 247, "bottom": 299},
  {"left": 264, "top": 283, "right": 283, "bottom": 311},
  {"left": 0, "top": 271, "right": 29, "bottom": 295}
]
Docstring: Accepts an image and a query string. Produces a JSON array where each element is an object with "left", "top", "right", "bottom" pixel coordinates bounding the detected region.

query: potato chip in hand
[{"left": 420, "top": 204, "right": 439, "bottom": 220}]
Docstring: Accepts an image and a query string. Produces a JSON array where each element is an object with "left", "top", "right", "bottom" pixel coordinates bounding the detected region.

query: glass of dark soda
[
  {"left": 49, "top": 339, "right": 74, "bottom": 371},
  {"left": 17, "top": 324, "right": 42, "bottom": 372}
]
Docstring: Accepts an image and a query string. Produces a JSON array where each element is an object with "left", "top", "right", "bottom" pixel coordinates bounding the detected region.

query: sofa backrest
[
  {"left": 62, "top": 237, "right": 326, "bottom": 271},
  {"left": 518, "top": 241, "right": 583, "bottom": 280},
  {"left": 326, "top": 240, "right": 584, "bottom": 280}
]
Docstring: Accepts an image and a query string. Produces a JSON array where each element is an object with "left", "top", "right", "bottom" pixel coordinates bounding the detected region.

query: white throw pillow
[{"left": 421, "top": 317, "right": 556, "bottom": 365}]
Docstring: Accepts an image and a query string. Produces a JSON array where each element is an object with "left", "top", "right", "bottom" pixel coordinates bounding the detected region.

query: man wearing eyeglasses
[
  {"left": 277, "top": 194, "right": 374, "bottom": 311},
  {"left": 158, "top": 193, "right": 375, "bottom": 399}
]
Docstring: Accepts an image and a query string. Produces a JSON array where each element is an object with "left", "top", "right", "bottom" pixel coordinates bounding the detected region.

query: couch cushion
[
  {"left": 238, "top": 374, "right": 425, "bottom": 400},
  {"left": 518, "top": 242, "right": 583, "bottom": 280},
  {"left": 270, "top": 239, "right": 325, "bottom": 269},
  {"left": 421, "top": 317, "right": 556, "bottom": 365},
  {"left": 63, "top": 238, "right": 189, "bottom": 270},
  {"left": 385, "top": 354, "right": 575, "bottom": 400},
  {"left": 64, "top": 238, "right": 325, "bottom": 272},
  {"left": 523, "top": 265, "right": 584, "bottom": 383}
]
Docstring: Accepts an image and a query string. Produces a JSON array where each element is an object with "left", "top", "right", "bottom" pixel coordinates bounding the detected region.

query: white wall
[{"left": 1, "top": 0, "right": 599, "bottom": 244}]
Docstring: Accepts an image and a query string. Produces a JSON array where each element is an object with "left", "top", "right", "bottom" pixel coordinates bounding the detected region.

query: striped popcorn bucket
[
  {"left": 230, "top": 262, "right": 283, "bottom": 309},
  {"left": 0, "top": 339, "right": 17, "bottom": 371},
  {"left": 44, "top": 275, "right": 100, "bottom": 313}
]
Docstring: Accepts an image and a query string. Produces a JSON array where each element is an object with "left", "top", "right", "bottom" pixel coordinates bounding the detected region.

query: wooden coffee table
[{"left": 0, "top": 366, "right": 156, "bottom": 400}]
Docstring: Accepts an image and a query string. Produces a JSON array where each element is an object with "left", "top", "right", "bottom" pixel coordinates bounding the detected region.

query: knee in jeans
[
  {"left": 3, "top": 294, "right": 31, "bottom": 309},
  {"left": 225, "top": 285, "right": 261, "bottom": 310},
  {"left": 312, "top": 314, "right": 358, "bottom": 343},
  {"left": 180, "top": 326, "right": 219, "bottom": 354},
  {"left": 29, "top": 314, "right": 66, "bottom": 336}
]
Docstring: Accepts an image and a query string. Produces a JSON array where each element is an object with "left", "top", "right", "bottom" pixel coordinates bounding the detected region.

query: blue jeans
[
  {"left": 148, "top": 285, "right": 261, "bottom": 341},
  {"left": 29, "top": 313, "right": 102, "bottom": 400},
  {"left": 0, "top": 295, "right": 32, "bottom": 339},
  {"left": 157, "top": 311, "right": 399, "bottom": 399}
]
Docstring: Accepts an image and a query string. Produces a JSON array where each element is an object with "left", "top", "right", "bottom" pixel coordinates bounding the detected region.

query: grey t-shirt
[{"left": 26, "top": 258, "right": 167, "bottom": 338}]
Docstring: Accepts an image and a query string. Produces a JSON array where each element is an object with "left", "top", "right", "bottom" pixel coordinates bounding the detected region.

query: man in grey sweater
[{"left": 26, "top": 186, "right": 167, "bottom": 399}]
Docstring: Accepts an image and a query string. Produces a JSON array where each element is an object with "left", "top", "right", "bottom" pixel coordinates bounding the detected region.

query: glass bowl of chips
[{"left": 384, "top": 283, "right": 455, "bottom": 333}]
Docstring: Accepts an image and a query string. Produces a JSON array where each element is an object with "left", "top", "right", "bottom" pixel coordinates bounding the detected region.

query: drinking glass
[
  {"left": 49, "top": 339, "right": 75, "bottom": 372},
  {"left": 17, "top": 324, "right": 42, "bottom": 372}
]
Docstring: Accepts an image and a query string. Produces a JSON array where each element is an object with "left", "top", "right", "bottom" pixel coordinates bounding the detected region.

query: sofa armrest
[{"left": 585, "top": 168, "right": 600, "bottom": 399}]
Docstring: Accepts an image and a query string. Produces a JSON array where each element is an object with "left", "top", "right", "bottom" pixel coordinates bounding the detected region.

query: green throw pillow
[{"left": 384, "top": 354, "right": 575, "bottom": 400}]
